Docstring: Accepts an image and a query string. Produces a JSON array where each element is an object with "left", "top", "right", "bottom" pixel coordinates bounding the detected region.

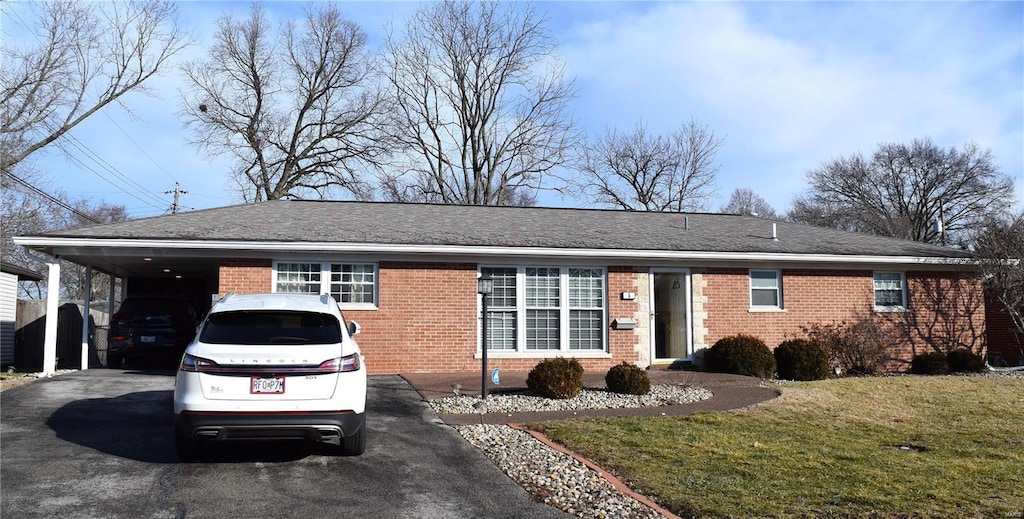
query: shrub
[
  {"left": 774, "top": 339, "right": 830, "bottom": 381},
  {"left": 945, "top": 349, "right": 986, "bottom": 373},
  {"left": 605, "top": 362, "right": 651, "bottom": 395},
  {"left": 911, "top": 352, "right": 949, "bottom": 375},
  {"left": 802, "top": 319, "right": 894, "bottom": 375},
  {"left": 704, "top": 334, "right": 776, "bottom": 378},
  {"left": 527, "top": 357, "right": 584, "bottom": 399}
]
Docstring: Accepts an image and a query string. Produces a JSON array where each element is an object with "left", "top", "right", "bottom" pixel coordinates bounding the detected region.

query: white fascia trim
[{"left": 13, "top": 236, "right": 971, "bottom": 265}]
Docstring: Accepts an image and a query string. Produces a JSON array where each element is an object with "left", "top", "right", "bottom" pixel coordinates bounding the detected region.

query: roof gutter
[{"left": 13, "top": 236, "right": 974, "bottom": 266}]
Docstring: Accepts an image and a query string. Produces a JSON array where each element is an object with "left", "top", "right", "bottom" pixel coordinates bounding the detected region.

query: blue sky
[{"left": 4, "top": 0, "right": 1022, "bottom": 218}]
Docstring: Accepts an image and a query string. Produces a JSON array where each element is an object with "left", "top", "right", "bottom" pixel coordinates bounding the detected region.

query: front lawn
[{"left": 535, "top": 376, "right": 1024, "bottom": 518}]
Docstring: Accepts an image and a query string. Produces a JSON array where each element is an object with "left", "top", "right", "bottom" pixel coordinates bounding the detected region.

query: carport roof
[{"left": 13, "top": 200, "right": 975, "bottom": 278}]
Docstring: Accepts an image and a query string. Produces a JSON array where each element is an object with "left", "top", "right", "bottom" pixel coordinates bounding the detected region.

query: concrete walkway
[{"left": 402, "top": 368, "right": 780, "bottom": 426}]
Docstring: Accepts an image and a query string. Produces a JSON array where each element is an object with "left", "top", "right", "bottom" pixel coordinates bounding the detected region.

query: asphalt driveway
[{"left": 0, "top": 370, "right": 569, "bottom": 518}]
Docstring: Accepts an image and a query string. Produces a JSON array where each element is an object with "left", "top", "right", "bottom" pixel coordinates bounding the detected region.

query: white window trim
[
  {"left": 749, "top": 269, "right": 783, "bottom": 311},
  {"left": 478, "top": 265, "right": 609, "bottom": 357},
  {"left": 873, "top": 271, "right": 907, "bottom": 312},
  {"left": 272, "top": 260, "right": 379, "bottom": 310}
]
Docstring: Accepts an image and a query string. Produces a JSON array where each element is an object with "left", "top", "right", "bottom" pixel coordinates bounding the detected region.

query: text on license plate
[
  {"left": 140, "top": 336, "right": 156, "bottom": 343},
  {"left": 251, "top": 377, "right": 285, "bottom": 394}
]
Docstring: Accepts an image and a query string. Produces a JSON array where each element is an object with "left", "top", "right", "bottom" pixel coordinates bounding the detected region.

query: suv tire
[{"left": 341, "top": 422, "right": 366, "bottom": 456}]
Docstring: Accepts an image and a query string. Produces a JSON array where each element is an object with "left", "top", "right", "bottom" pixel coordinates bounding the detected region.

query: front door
[{"left": 652, "top": 270, "right": 692, "bottom": 362}]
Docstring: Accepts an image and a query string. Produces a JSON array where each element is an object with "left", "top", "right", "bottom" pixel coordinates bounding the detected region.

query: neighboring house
[
  {"left": 1, "top": 261, "right": 44, "bottom": 368},
  {"left": 13, "top": 201, "right": 985, "bottom": 375}
]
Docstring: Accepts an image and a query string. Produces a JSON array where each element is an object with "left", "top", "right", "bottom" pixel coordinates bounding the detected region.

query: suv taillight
[
  {"left": 180, "top": 353, "right": 218, "bottom": 372},
  {"left": 319, "top": 353, "right": 360, "bottom": 373}
]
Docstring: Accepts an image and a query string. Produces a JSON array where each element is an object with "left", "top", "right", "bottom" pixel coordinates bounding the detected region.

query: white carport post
[
  {"left": 80, "top": 265, "right": 91, "bottom": 370},
  {"left": 42, "top": 258, "right": 60, "bottom": 377}
]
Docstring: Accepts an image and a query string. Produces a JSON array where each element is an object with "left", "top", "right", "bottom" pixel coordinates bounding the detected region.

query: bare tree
[
  {"left": 789, "top": 138, "right": 1015, "bottom": 245},
  {"left": 974, "top": 211, "right": 1024, "bottom": 346},
  {"left": 1, "top": 0, "right": 189, "bottom": 171},
  {"left": 1, "top": 174, "right": 127, "bottom": 299},
  {"left": 578, "top": 119, "right": 721, "bottom": 212},
  {"left": 720, "top": 187, "right": 777, "bottom": 218},
  {"left": 181, "top": 3, "right": 384, "bottom": 202},
  {"left": 381, "top": 0, "right": 577, "bottom": 205}
]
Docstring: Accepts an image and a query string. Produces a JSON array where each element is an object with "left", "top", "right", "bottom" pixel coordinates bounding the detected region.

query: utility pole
[{"left": 166, "top": 182, "right": 187, "bottom": 214}]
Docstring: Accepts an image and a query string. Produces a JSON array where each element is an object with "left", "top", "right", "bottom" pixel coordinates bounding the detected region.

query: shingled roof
[{"left": 35, "top": 200, "right": 970, "bottom": 259}]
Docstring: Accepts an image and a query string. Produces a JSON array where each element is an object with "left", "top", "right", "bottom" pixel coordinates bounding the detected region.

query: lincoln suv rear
[{"left": 172, "top": 293, "right": 367, "bottom": 460}]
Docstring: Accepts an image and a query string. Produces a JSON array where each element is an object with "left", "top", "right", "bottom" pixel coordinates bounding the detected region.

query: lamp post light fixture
[{"left": 477, "top": 273, "right": 494, "bottom": 399}]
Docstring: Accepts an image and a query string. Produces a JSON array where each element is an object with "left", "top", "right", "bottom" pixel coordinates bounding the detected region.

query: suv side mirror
[{"left": 347, "top": 321, "right": 361, "bottom": 336}]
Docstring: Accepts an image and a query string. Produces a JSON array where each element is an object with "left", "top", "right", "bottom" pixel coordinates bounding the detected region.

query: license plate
[
  {"left": 251, "top": 377, "right": 285, "bottom": 394},
  {"left": 140, "top": 336, "right": 156, "bottom": 343}
]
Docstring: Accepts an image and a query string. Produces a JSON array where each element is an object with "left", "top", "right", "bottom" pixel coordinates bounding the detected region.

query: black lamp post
[{"left": 477, "top": 273, "right": 493, "bottom": 399}]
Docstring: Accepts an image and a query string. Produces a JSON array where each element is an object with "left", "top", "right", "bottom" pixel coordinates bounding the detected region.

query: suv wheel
[{"left": 341, "top": 422, "right": 366, "bottom": 456}]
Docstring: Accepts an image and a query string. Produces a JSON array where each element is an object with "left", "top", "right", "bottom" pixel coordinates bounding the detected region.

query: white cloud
[{"left": 557, "top": 1, "right": 1024, "bottom": 211}]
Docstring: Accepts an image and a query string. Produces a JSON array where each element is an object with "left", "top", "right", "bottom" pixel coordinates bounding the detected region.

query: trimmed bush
[
  {"left": 774, "top": 339, "right": 830, "bottom": 381},
  {"left": 946, "top": 349, "right": 985, "bottom": 373},
  {"left": 704, "top": 334, "right": 776, "bottom": 379},
  {"left": 911, "top": 352, "right": 949, "bottom": 375},
  {"left": 527, "top": 357, "right": 584, "bottom": 399},
  {"left": 605, "top": 362, "right": 651, "bottom": 395}
]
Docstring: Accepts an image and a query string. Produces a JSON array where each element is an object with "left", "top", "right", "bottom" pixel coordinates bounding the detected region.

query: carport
[{"left": 11, "top": 235, "right": 222, "bottom": 376}]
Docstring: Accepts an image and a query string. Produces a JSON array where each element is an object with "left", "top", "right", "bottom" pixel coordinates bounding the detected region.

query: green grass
[{"left": 534, "top": 376, "right": 1024, "bottom": 518}]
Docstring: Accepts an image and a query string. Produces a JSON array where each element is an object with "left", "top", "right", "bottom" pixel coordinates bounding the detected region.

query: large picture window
[
  {"left": 481, "top": 266, "right": 606, "bottom": 353},
  {"left": 275, "top": 261, "right": 377, "bottom": 307}
]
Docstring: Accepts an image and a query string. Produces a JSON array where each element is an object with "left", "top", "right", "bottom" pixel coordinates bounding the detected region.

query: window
[
  {"left": 275, "top": 262, "right": 377, "bottom": 307},
  {"left": 480, "top": 266, "right": 606, "bottom": 353},
  {"left": 525, "top": 267, "right": 560, "bottom": 350},
  {"left": 873, "top": 272, "right": 906, "bottom": 309},
  {"left": 569, "top": 268, "right": 604, "bottom": 350},
  {"left": 483, "top": 268, "right": 517, "bottom": 350},
  {"left": 330, "top": 264, "right": 375, "bottom": 304},
  {"left": 275, "top": 262, "right": 321, "bottom": 294},
  {"left": 750, "top": 270, "right": 782, "bottom": 309}
]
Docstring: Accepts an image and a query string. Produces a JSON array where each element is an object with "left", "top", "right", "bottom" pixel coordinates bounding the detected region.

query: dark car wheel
[
  {"left": 340, "top": 421, "right": 366, "bottom": 456},
  {"left": 107, "top": 353, "right": 123, "bottom": 369}
]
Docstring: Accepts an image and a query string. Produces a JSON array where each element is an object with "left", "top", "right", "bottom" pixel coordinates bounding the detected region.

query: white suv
[{"left": 172, "top": 293, "right": 367, "bottom": 459}]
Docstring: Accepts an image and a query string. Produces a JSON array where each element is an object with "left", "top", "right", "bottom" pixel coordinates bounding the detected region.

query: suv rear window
[{"left": 200, "top": 311, "right": 342, "bottom": 345}]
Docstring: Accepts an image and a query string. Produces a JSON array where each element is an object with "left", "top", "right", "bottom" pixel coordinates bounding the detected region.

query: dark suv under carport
[{"left": 108, "top": 296, "right": 199, "bottom": 368}]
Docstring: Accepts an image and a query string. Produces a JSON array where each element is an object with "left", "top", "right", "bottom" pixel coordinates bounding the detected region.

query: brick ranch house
[{"left": 14, "top": 200, "right": 989, "bottom": 375}]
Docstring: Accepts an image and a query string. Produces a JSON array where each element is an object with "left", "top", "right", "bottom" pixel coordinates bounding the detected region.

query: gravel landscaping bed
[
  {"left": 428, "top": 384, "right": 713, "bottom": 415},
  {"left": 458, "top": 424, "right": 663, "bottom": 519},
  {"left": 431, "top": 385, "right": 712, "bottom": 519}
]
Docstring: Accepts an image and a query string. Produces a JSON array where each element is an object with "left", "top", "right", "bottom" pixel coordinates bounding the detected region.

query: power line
[
  {"left": 101, "top": 110, "right": 179, "bottom": 184},
  {"left": 54, "top": 130, "right": 169, "bottom": 208},
  {"left": 3, "top": 169, "right": 102, "bottom": 224}
]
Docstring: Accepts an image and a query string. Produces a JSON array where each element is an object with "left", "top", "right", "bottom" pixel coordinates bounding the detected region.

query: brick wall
[
  {"left": 986, "top": 292, "right": 1023, "bottom": 366},
  {"left": 344, "top": 262, "right": 478, "bottom": 374},
  {"left": 213, "top": 259, "right": 986, "bottom": 373},
  {"left": 701, "top": 268, "right": 987, "bottom": 367},
  {"left": 218, "top": 259, "right": 272, "bottom": 295}
]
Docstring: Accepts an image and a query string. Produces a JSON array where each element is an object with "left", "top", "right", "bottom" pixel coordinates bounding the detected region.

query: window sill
[
  {"left": 339, "top": 303, "right": 378, "bottom": 312},
  {"left": 475, "top": 350, "right": 612, "bottom": 360},
  {"left": 748, "top": 307, "right": 786, "bottom": 313},
  {"left": 873, "top": 306, "right": 907, "bottom": 313}
]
